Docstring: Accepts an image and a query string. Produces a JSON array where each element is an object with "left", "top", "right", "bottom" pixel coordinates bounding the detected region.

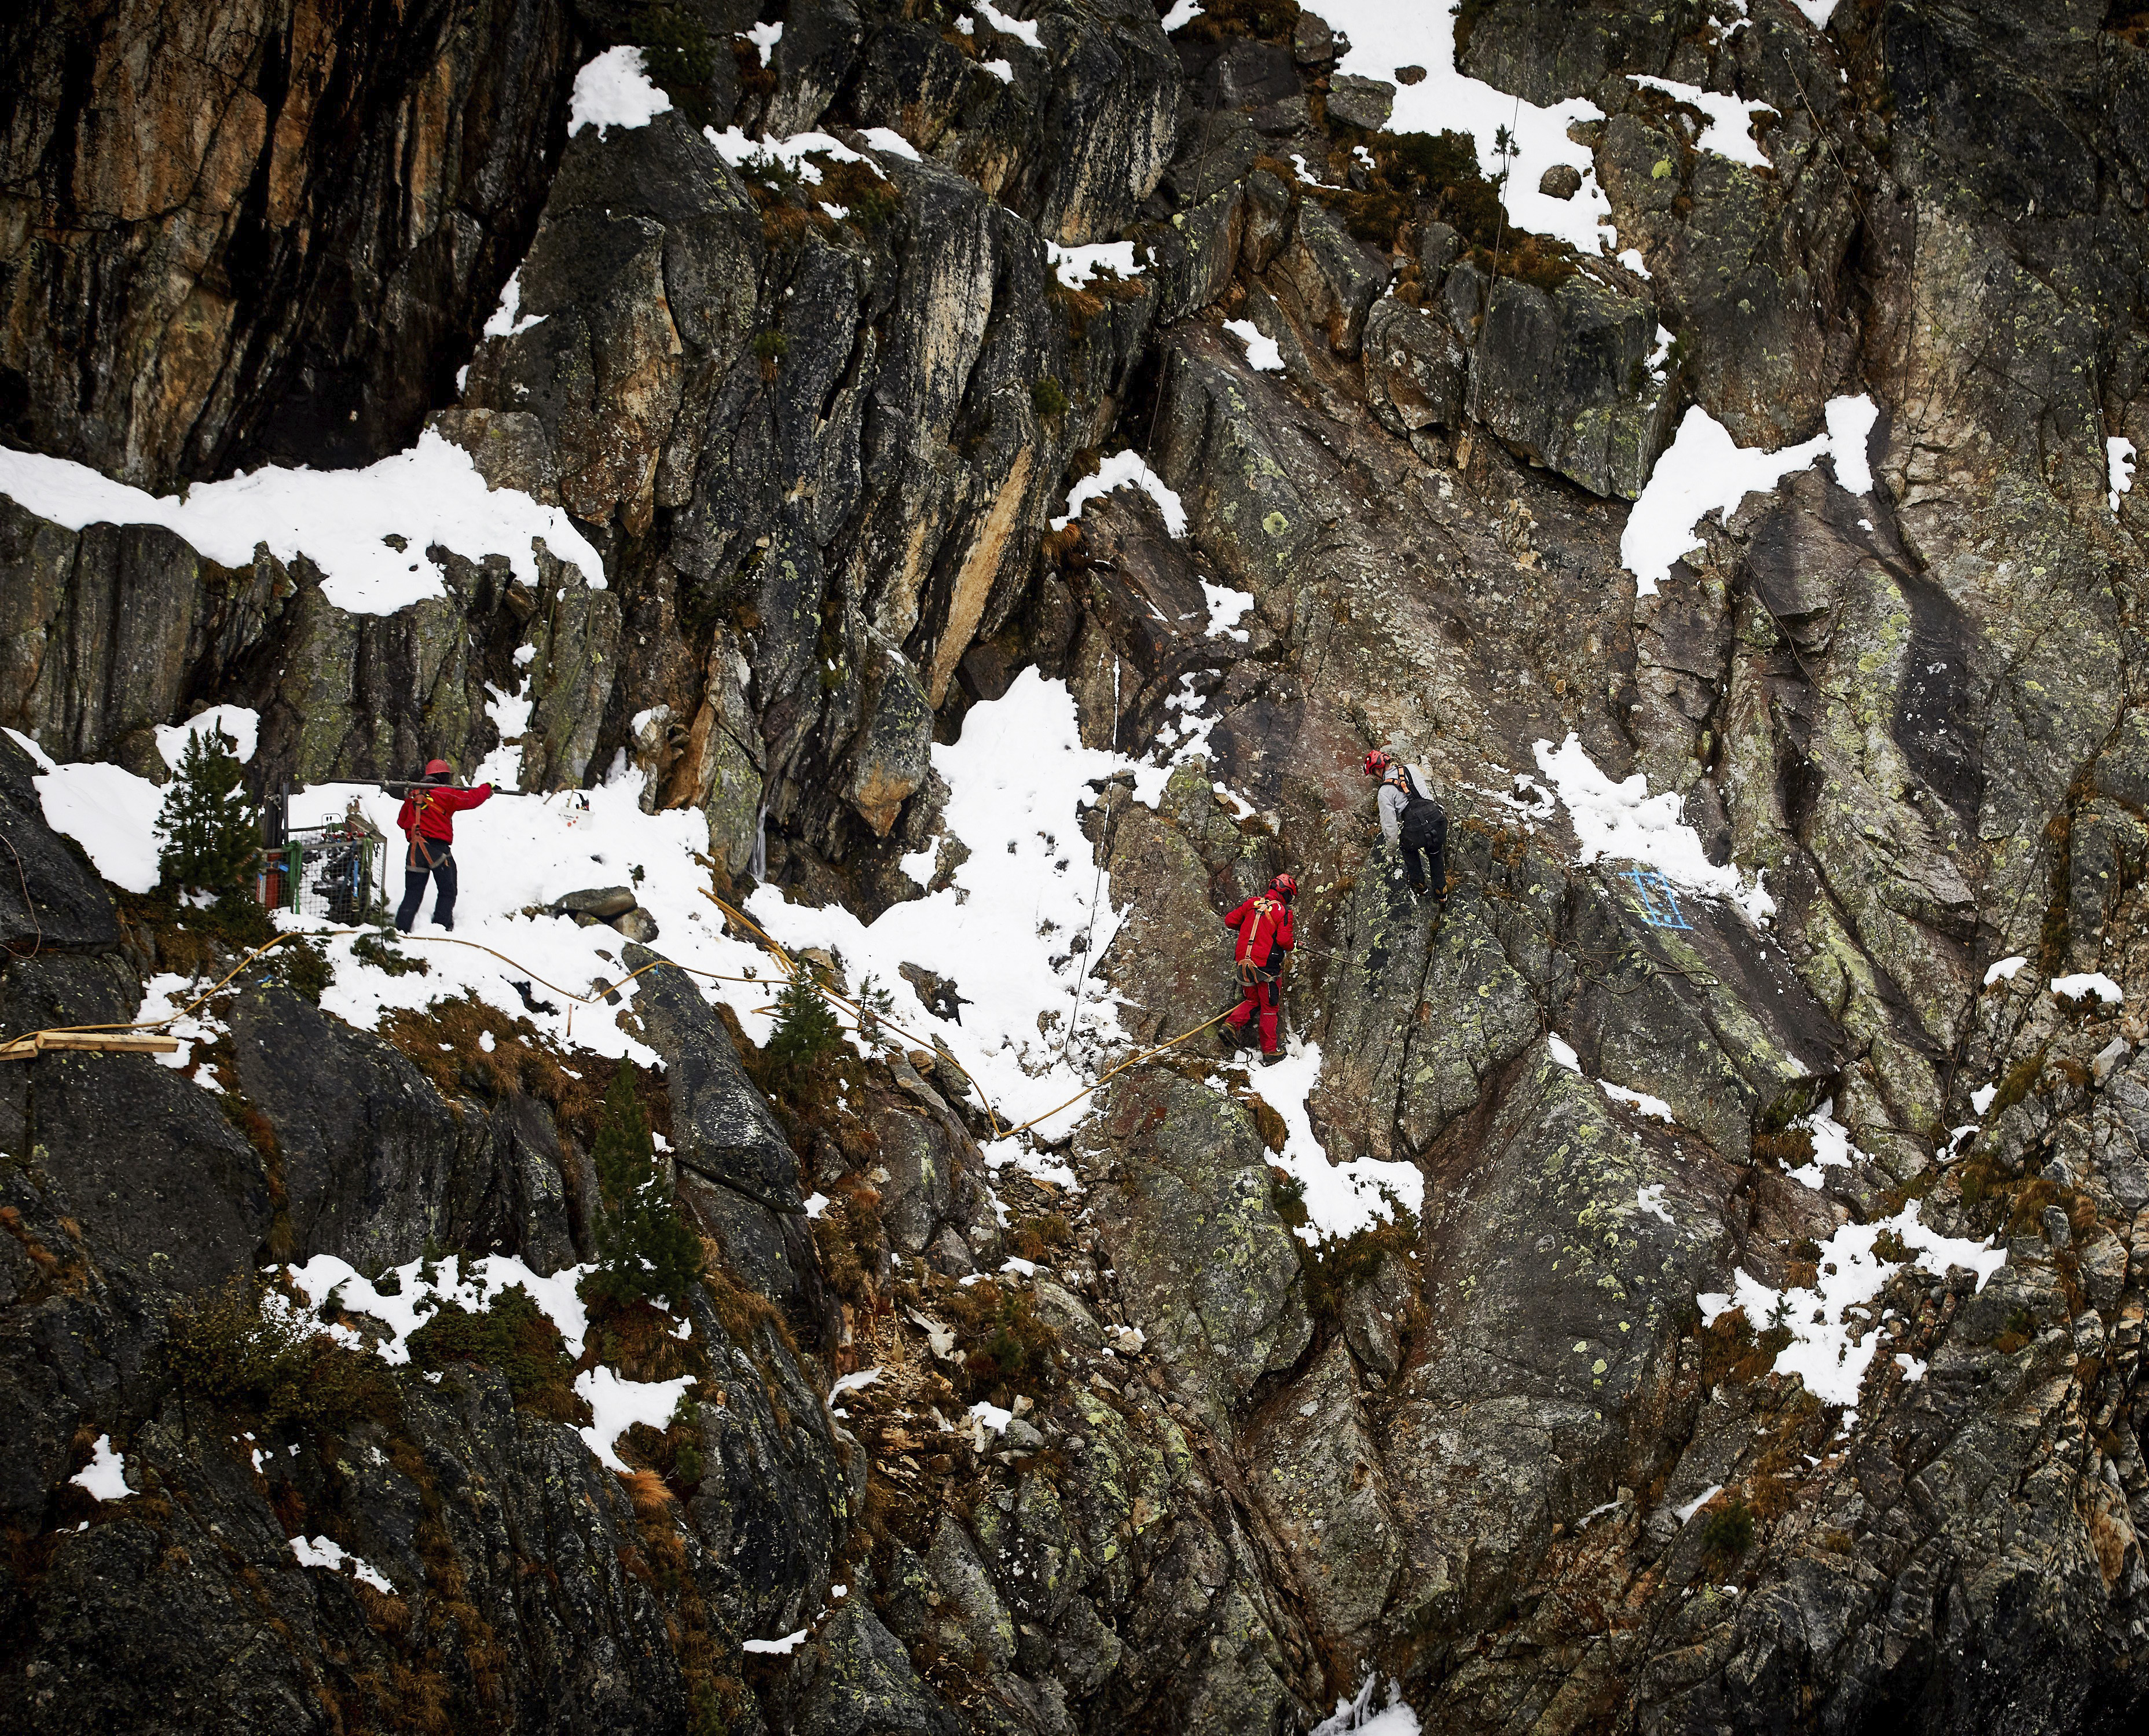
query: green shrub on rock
[{"left": 583, "top": 1070, "right": 703, "bottom": 1309}]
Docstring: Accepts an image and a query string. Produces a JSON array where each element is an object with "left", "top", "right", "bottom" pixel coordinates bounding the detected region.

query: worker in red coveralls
[
  {"left": 1218, "top": 873, "right": 1297, "bottom": 1060},
  {"left": 395, "top": 759, "right": 493, "bottom": 933}
]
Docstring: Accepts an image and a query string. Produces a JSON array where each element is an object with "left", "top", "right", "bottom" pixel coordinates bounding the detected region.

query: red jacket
[
  {"left": 1223, "top": 894, "right": 1293, "bottom": 968},
  {"left": 398, "top": 781, "right": 492, "bottom": 846}
]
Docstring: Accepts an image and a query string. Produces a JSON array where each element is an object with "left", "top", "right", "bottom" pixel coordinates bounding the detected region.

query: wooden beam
[{"left": 0, "top": 1032, "right": 182, "bottom": 1061}]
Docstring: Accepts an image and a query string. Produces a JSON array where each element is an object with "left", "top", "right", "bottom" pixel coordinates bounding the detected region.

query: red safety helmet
[
  {"left": 423, "top": 759, "right": 453, "bottom": 777},
  {"left": 1269, "top": 873, "right": 1298, "bottom": 902},
  {"left": 1362, "top": 749, "right": 1391, "bottom": 777}
]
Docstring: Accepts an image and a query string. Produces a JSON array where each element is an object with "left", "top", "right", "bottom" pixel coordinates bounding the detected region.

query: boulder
[
  {"left": 555, "top": 885, "right": 636, "bottom": 920},
  {"left": 1326, "top": 73, "right": 1396, "bottom": 132},
  {"left": 0, "top": 728, "right": 120, "bottom": 953},
  {"left": 1538, "top": 162, "right": 1583, "bottom": 199},
  {"left": 1085, "top": 1070, "right": 1311, "bottom": 1427},
  {"left": 1276, "top": 201, "right": 1388, "bottom": 357},
  {"left": 1416, "top": 218, "right": 1462, "bottom": 290},
  {"left": 608, "top": 906, "right": 659, "bottom": 943},
  {"left": 844, "top": 640, "right": 933, "bottom": 837},
  {"left": 1444, "top": 262, "right": 1671, "bottom": 498},
  {"left": 622, "top": 942, "right": 799, "bottom": 1210},
  {"left": 1362, "top": 296, "right": 1469, "bottom": 441}
]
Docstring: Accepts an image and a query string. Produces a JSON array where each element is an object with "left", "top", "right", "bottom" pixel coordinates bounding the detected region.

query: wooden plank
[{"left": 0, "top": 1032, "right": 181, "bottom": 1060}]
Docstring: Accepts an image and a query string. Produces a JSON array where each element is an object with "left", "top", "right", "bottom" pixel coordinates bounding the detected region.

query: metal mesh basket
[{"left": 274, "top": 827, "right": 386, "bottom": 924}]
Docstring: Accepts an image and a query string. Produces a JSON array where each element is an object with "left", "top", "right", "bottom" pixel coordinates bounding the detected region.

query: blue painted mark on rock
[{"left": 1622, "top": 868, "right": 1690, "bottom": 930}]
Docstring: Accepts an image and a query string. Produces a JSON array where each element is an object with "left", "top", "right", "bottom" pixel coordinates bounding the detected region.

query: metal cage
[{"left": 268, "top": 825, "right": 387, "bottom": 924}]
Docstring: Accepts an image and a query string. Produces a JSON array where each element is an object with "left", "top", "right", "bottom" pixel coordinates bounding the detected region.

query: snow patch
[
  {"left": 577, "top": 1367, "right": 693, "bottom": 1473},
  {"left": 1983, "top": 955, "right": 2029, "bottom": 986},
  {"left": 1316, "top": 2, "right": 1609, "bottom": 252},
  {"left": 0, "top": 428, "right": 604, "bottom": 614},
  {"left": 1160, "top": 1, "right": 1205, "bottom": 31},
  {"left": 1311, "top": 1676, "right": 1421, "bottom": 1736},
  {"left": 1710, "top": 1206, "right": 2004, "bottom": 1407},
  {"left": 1252, "top": 1040, "right": 1424, "bottom": 1240},
  {"left": 568, "top": 46, "right": 673, "bottom": 138},
  {"left": 1674, "top": 1482, "right": 1723, "bottom": 1523},
  {"left": 1044, "top": 239, "right": 1145, "bottom": 289},
  {"left": 980, "top": 57, "right": 1014, "bottom": 82},
  {"left": 137, "top": 971, "right": 232, "bottom": 1085},
  {"left": 32, "top": 759, "right": 164, "bottom": 893},
  {"left": 156, "top": 705, "right": 259, "bottom": 769},
  {"left": 2052, "top": 972, "right": 2124, "bottom": 1005},
  {"left": 743, "top": 20, "right": 783, "bottom": 67},
  {"left": 482, "top": 269, "right": 547, "bottom": 340},
  {"left": 1532, "top": 733, "right": 1759, "bottom": 906},
  {"left": 1201, "top": 580, "right": 1255, "bottom": 641},
  {"left": 279, "top": 1252, "right": 594, "bottom": 1364},
  {"left": 1223, "top": 318, "right": 1284, "bottom": 372},
  {"left": 1622, "top": 397, "right": 1876, "bottom": 594},
  {"left": 69, "top": 1436, "right": 131, "bottom": 1502},
  {"left": 1051, "top": 449, "right": 1185, "bottom": 538},
  {"left": 706, "top": 127, "right": 882, "bottom": 187},
  {"left": 2108, "top": 436, "right": 2135, "bottom": 514},
  {"left": 1547, "top": 1034, "right": 1583, "bottom": 1073},
  {"left": 290, "top": 1534, "right": 393, "bottom": 1593},
  {"left": 1628, "top": 76, "right": 1776, "bottom": 169},
  {"left": 743, "top": 1629, "right": 810, "bottom": 1656},
  {"left": 859, "top": 125, "right": 921, "bottom": 162},
  {"left": 749, "top": 671, "right": 1128, "bottom": 1149},
  {"left": 1604, "top": 1082, "right": 1674, "bottom": 1122},
  {"left": 973, "top": 1, "right": 1043, "bottom": 50}
]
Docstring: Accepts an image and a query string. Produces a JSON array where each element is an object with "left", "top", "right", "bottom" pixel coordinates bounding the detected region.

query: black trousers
[
  {"left": 1400, "top": 806, "right": 1447, "bottom": 897},
  {"left": 397, "top": 846, "right": 457, "bottom": 932}
]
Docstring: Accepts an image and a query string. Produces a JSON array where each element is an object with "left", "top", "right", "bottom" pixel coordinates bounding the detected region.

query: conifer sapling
[
  {"left": 155, "top": 724, "right": 261, "bottom": 895},
  {"left": 582, "top": 1069, "right": 703, "bottom": 1309}
]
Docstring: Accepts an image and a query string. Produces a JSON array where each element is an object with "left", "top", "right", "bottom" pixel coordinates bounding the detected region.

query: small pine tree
[
  {"left": 156, "top": 725, "right": 261, "bottom": 894},
  {"left": 582, "top": 1069, "right": 703, "bottom": 1309},
  {"left": 765, "top": 971, "right": 844, "bottom": 1078}
]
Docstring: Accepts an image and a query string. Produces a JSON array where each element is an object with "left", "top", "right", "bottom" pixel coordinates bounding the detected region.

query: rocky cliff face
[{"left": 3, "top": 2, "right": 2148, "bottom": 1732}]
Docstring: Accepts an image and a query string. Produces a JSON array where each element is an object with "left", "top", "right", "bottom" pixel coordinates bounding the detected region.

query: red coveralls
[
  {"left": 393, "top": 780, "right": 493, "bottom": 932},
  {"left": 1222, "top": 893, "right": 1294, "bottom": 1055}
]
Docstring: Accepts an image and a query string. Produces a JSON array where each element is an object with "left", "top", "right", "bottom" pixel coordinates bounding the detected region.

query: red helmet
[
  {"left": 424, "top": 759, "right": 453, "bottom": 777},
  {"left": 1270, "top": 873, "right": 1297, "bottom": 901},
  {"left": 1363, "top": 749, "right": 1390, "bottom": 777}
]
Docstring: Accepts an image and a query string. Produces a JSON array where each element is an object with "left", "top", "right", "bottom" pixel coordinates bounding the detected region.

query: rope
[
  {"left": 0, "top": 888, "right": 1239, "bottom": 1149},
  {"left": 1001, "top": 1009, "right": 1235, "bottom": 1139},
  {"left": 2, "top": 829, "right": 39, "bottom": 960}
]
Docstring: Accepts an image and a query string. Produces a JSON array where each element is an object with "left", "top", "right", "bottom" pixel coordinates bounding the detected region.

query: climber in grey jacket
[{"left": 1364, "top": 749, "right": 1448, "bottom": 904}]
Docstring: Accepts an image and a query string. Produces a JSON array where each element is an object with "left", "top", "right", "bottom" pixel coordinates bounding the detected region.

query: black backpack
[{"left": 1391, "top": 765, "right": 1443, "bottom": 829}]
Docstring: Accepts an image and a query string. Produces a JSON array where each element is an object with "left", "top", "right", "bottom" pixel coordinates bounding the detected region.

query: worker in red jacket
[
  {"left": 1219, "top": 873, "right": 1297, "bottom": 1059},
  {"left": 394, "top": 759, "right": 493, "bottom": 933}
]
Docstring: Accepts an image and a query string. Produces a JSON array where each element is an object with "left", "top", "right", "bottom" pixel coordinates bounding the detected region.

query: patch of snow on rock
[
  {"left": 156, "top": 705, "right": 259, "bottom": 769},
  {"left": 69, "top": 1436, "right": 131, "bottom": 1502},
  {"left": 1317, "top": 1, "right": 1609, "bottom": 250},
  {"left": 1621, "top": 396, "right": 1875, "bottom": 594},
  {"left": 1051, "top": 449, "right": 1185, "bottom": 537},
  {"left": 0, "top": 428, "right": 604, "bottom": 614},
  {"left": 1223, "top": 318, "right": 1284, "bottom": 371},
  {"left": 1627, "top": 75, "right": 1776, "bottom": 168},
  {"left": 2051, "top": 972, "right": 2124, "bottom": 1005},
  {"left": 567, "top": 46, "right": 673, "bottom": 138},
  {"left": 1532, "top": 733, "right": 1761, "bottom": 906}
]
